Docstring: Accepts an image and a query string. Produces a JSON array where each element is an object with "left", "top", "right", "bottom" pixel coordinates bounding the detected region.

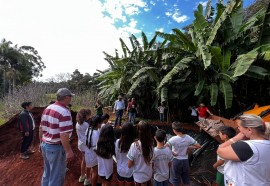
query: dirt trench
[{"left": 0, "top": 107, "right": 86, "bottom": 186}]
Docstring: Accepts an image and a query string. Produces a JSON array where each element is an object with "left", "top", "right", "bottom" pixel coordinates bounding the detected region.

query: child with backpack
[{"left": 85, "top": 115, "right": 102, "bottom": 186}]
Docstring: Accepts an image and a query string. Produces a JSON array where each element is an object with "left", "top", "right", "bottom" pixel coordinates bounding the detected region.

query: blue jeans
[
  {"left": 115, "top": 109, "right": 124, "bottom": 126},
  {"left": 160, "top": 113, "right": 164, "bottom": 122},
  {"left": 41, "top": 142, "right": 66, "bottom": 186},
  {"left": 154, "top": 179, "right": 169, "bottom": 186},
  {"left": 128, "top": 112, "right": 136, "bottom": 123}
]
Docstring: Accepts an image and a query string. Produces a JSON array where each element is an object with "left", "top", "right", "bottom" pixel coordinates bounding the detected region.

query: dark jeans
[
  {"left": 160, "top": 113, "right": 164, "bottom": 122},
  {"left": 21, "top": 130, "right": 34, "bottom": 153},
  {"left": 115, "top": 109, "right": 124, "bottom": 127},
  {"left": 128, "top": 112, "right": 136, "bottom": 123}
]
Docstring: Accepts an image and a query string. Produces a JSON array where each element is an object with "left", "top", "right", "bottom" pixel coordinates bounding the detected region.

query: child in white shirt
[
  {"left": 85, "top": 115, "right": 102, "bottom": 186},
  {"left": 157, "top": 103, "right": 166, "bottom": 122},
  {"left": 166, "top": 121, "right": 201, "bottom": 186},
  {"left": 127, "top": 121, "right": 154, "bottom": 185},
  {"left": 96, "top": 125, "right": 115, "bottom": 186},
  {"left": 115, "top": 122, "right": 135, "bottom": 185},
  {"left": 153, "top": 129, "right": 174, "bottom": 186},
  {"left": 76, "top": 109, "right": 91, "bottom": 184}
]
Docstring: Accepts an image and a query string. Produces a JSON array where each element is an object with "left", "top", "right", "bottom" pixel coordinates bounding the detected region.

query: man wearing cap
[
  {"left": 39, "top": 88, "right": 75, "bottom": 186},
  {"left": 113, "top": 95, "right": 125, "bottom": 127},
  {"left": 18, "top": 101, "right": 35, "bottom": 160}
]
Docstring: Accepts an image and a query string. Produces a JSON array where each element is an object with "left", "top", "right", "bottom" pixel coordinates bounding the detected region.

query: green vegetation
[
  {"left": 95, "top": 0, "right": 270, "bottom": 119},
  {"left": 0, "top": 0, "right": 269, "bottom": 123}
]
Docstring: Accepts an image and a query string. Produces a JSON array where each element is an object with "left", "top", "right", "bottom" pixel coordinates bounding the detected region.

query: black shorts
[
  {"left": 100, "top": 174, "right": 113, "bottom": 181},
  {"left": 117, "top": 173, "right": 134, "bottom": 183}
]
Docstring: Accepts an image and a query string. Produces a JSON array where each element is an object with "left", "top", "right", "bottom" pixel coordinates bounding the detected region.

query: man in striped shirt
[{"left": 39, "top": 88, "right": 74, "bottom": 186}]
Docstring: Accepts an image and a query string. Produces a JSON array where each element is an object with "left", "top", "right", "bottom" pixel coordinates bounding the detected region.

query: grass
[{"left": 0, "top": 102, "right": 7, "bottom": 126}]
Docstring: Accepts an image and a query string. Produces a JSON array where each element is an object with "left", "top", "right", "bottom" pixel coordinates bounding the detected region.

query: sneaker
[
  {"left": 26, "top": 150, "right": 35, "bottom": 154},
  {"left": 83, "top": 179, "right": 91, "bottom": 186},
  {"left": 20, "top": 154, "right": 29, "bottom": 160},
  {"left": 79, "top": 175, "right": 86, "bottom": 183}
]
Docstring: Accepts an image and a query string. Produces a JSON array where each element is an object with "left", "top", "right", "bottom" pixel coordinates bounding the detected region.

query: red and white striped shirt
[{"left": 41, "top": 102, "right": 73, "bottom": 144}]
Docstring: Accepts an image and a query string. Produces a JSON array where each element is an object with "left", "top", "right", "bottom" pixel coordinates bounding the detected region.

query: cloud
[
  {"left": 150, "top": 1, "right": 156, "bottom": 6},
  {"left": 101, "top": 0, "right": 147, "bottom": 21},
  {"left": 165, "top": 8, "right": 189, "bottom": 23},
  {"left": 156, "top": 28, "right": 164, "bottom": 32},
  {"left": 199, "top": 1, "right": 208, "bottom": 7},
  {"left": 172, "top": 13, "right": 189, "bottom": 23},
  {"left": 129, "top": 19, "right": 137, "bottom": 28},
  {"left": 194, "top": 1, "right": 208, "bottom": 9},
  {"left": 165, "top": 12, "right": 172, "bottom": 16}
]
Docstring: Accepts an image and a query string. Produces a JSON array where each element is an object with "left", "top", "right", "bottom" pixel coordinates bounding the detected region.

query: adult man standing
[
  {"left": 127, "top": 97, "right": 137, "bottom": 123},
  {"left": 113, "top": 95, "right": 125, "bottom": 127},
  {"left": 39, "top": 88, "right": 74, "bottom": 186},
  {"left": 18, "top": 101, "right": 35, "bottom": 159}
]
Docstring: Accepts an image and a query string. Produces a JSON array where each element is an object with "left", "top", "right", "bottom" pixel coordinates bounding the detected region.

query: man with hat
[
  {"left": 39, "top": 88, "right": 75, "bottom": 186},
  {"left": 113, "top": 95, "right": 125, "bottom": 127},
  {"left": 18, "top": 101, "right": 35, "bottom": 159}
]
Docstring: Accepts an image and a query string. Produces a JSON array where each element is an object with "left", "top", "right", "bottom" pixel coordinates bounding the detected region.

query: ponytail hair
[
  {"left": 76, "top": 109, "right": 87, "bottom": 125},
  {"left": 237, "top": 114, "right": 270, "bottom": 139},
  {"left": 86, "top": 115, "right": 101, "bottom": 148},
  {"left": 137, "top": 120, "right": 153, "bottom": 165},
  {"left": 264, "top": 122, "right": 270, "bottom": 140}
]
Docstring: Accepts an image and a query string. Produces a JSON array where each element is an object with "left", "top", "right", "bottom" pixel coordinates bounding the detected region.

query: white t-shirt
[
  {"left": 127, "top": 140, "right": 153, "bottom": 183},
  {"left": 97, "top": 156, "right": 113, "bottom": 179},
  {"left": 76, "top": 121, "right": 89, "bottom": 152},
  {"left": 167, "top": 134, "right": 197, "bottom": 160},
  {"left": 191, "top": 108, "right": 197, "bottom": 116},
  {"left": 217, "top": 155, "right": 226, "bottom": 174},
  {"left": 29, "top": 113, "right": 35, "bottom": 130},
  {"left": 158, "top": 106, "right": 165, "bottom": 114},
  {"left": 101, "top": 123, "right": 106, "bottom": 129},
  {"left": 115, "top": 139, "right": 133, "bottom": 178},
  {"left": 153, "top": 146, "right": 174, "bottom": 182},
  {"left": 84, "top": 128, "right": 99, "bottom": 168}
]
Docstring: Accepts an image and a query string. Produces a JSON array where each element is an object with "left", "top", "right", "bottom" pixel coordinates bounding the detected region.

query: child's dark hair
[
  {"left": 155, "top": 129, "right": 166, "bottom": 143},
  {"left": 119, "top": 122, "right": 135, "bottom": 153},
  {"left": 218, "top": 126, "right": 236, "bottom": 139},
  {"left": 172, "top": 121, "right": 183, "bottom": 132},
  {"left": 137, "top": 120, "right": 153, "bottom": 165},
  {"left": 101, "top": 113, "right": 110, "bottom": 122},
  {"left": 85, "top": 109, "right": 91, "bottom": 117},
  {"left": 86, "top": 115, "right": 101, "bottom": 148},
  {"left": 76, "top": 109, "right": 91, "bottom": 125},
  {"left": 96, "top": 125, "right": 115, "bottom": 159}
]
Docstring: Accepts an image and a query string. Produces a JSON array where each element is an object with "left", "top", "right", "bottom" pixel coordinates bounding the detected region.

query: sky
[{"left": 0, "top": 0, "right": 254, "bottom": 81}]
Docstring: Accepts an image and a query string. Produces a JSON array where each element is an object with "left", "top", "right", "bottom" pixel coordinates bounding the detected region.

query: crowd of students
[{"left": 75, "top": 108, "right": 201, "bottom": 186}]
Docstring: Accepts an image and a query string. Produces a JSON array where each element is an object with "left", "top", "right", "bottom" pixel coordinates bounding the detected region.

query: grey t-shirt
[{"left": 153, "top": 146, "right": 174, "bottom": 182}]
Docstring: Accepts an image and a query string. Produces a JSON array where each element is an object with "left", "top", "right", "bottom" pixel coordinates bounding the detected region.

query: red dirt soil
[{"left": 0, "top": 107, "right": 86, "bottom": 186}]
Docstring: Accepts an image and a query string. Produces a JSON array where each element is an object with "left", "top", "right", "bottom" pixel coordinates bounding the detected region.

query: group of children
[
  {"left": 75, "top": 108, "right": 235, "bottom": 186},
  {"left": 75, "top": 108, "right": 204, "bottom": 186}
]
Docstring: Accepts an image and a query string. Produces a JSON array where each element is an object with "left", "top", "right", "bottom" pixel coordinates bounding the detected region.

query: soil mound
[{"left": 0, "top": 107, "right": 82, "bottom": 186}]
